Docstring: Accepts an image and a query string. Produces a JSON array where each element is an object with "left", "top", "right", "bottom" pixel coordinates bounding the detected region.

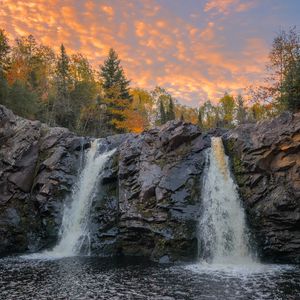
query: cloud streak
[{"left": 0, "top": 0, "right": 296, "bottom": 106}]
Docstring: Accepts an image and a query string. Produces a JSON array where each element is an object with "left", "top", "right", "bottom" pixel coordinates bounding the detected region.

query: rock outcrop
[
  {"left": 0, "top": 105, "right": 88, "bottom": 255},
  {"left": 116, "top": 122, "right": 210, "bottom": 262},
  {"left": 0, "top": 105, "right": 211, "bottom": 261},
  {"left": 89, "top": 122, "right": 212, "bottom": 262},
  {"left": 1, "top": 104, "right": 300, "bottom": 264},
  {"left": 224, "top": 112, "right": 300, "bottom": 263}
]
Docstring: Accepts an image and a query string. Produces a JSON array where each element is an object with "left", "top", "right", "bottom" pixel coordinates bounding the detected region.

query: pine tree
[
  {"left": 56, "top": 44, "right": 71, "bottom": 100},
  {"left": 100, "top": 48, "right": 131, "bottom": 100},
  {"left": 167, "top": 98, "right": 175, "bottom": 121},
  {"left": 159, "top": 99, "right": 166, "bottom": 125},
  {"left": 52, "top": 44, "right": 73, "bottom": 127}
]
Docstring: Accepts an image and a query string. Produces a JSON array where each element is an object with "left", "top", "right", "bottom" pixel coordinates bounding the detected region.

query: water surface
[{"left": 0, "top": 257, "right": 299, "bottom": 299}]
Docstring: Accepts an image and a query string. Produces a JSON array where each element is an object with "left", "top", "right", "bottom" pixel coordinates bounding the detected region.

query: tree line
[{"left": 0, "top": 27, "right": 299, "bottom": 137}]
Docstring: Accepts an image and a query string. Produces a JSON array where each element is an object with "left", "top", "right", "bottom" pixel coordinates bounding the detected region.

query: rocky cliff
[
  {"left": 0, "top": 105, "right": 212, "bottom": 261},
  {"left": 224, "top": 112, "right": 300, "bottom": 263},
  {"left": 1, "top": 104, "right": 300, "bottom": 263}
]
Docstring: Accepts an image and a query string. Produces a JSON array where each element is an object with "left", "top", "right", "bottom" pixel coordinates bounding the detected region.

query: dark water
[{"left": 0, "top": 256, "right": 300, "bottom": 300}]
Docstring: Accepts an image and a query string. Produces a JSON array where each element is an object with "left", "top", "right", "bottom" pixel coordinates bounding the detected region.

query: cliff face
[
  {"left": 0, "top": 105, "right": 87, "bottom": 255},
  {"left": 0, "top": 105, "right": 210, "bottom": 261},
  {"left": 224, "top": 112, "right": 300, "bottom": 263},
  {"left": 1, "top": 104, "right": 300, "bottom": 263},
  {"left": 86, "top": 122, "right": 213, "bottom": 262}
]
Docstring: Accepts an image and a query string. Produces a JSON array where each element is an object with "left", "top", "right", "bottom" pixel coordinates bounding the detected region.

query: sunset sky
[{"left": 1, "top": 0, "right": 300, "bottom": 106}]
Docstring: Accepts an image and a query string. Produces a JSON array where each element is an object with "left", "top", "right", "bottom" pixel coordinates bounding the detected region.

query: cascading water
[
  {"left": 199, "top": 137, "right": 254, "bottom": 265},
  {"left": 44, "top": 140, "right": 115, "bottom": 258}
]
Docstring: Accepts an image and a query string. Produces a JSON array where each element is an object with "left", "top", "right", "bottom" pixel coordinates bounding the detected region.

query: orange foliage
[
  {"left": 6, "top": 58, "right": 30, "bottom": 85},
  {"left": 112, "top": 108, "right": 146, "bottom": 133}
]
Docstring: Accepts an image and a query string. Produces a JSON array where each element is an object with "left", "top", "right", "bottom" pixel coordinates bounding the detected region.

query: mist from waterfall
[
  {"left": 199, "top": 137, "right": 254, "bottom": 265},
  {"left": 45, "top": 140, "right": 115, "bottom": 258}
]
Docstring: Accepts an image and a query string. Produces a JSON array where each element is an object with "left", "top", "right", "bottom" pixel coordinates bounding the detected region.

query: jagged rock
[
  {"left": 117, "top": 121, "right": 210, "bottom": 261},
  {"left": 2, "top": 103, "right": 300, "bottom": 264},
  {"left": 224, "top": 112, "right": 300, "bottom": 263},
  {"left": 0, "top": 105, "right": 85, "bottom": 254}
]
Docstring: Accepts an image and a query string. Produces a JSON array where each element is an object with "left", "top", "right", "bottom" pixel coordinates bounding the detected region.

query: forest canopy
[{"left": 0, "top": 27, "right": 299, "bottom": 137}]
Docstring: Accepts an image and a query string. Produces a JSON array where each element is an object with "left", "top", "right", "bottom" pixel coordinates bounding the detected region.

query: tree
[
  {"left": 175, "top": 104, "right": 198, "bottom": 124},
  {"left": 198, "top": 106, "right": 204, "bottom": 128},
  {"left": 250, "top": 102, "right": 265, "bottom": 122},
  {"left": 0, "top": 73, "right": 8, "bottom": 105},
  {"left": 269, "top": 28, "right": 300, "bottom": 92},
  {"left": 166, "top": 97, "right": 175, "bottom": 121},
  {"left": 0, "top": 29, "right": 10, "bottom": 105},
  {"left": 51, "top": 44, "right": 73, "bottom": 127},
  {"left": 130, "top": 88, "right": 154, "bottom": 130},
  {"left": 202, "top": 100, "right": 217, "bottom": 129},
  {"left": 100, "top": 48, "right": 131, "bottom": 100},
  {"left": 280, "top": 57, "right": 300, "bottom": 112},
  {"left": 0, "top": 29, "right": 10, "bottom": 73},
  {"left": 251, "top": 27, "right": 300, "bottom": 112},
  {"left": 8, "top": 80, "right": 38, "bottom": 118},
  {"left": 70, "top": 53, "right": 99, "bottom": 131},
  {"left": 236, "top": 94, "right": 247, "bottom": 125},
  {"left": 100, "top": 48, "right": 131, "bottom": 133},
  {"left": 159, "top": 99, "right": 166, "bottom": 125},
  {"left": 219, "top": 93, "right": 235, "bottom": 127}
]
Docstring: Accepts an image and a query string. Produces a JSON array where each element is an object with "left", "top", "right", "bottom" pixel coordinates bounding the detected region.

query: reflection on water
[{"left": 0, "top": 257, "right": 299, "bottom": 299}]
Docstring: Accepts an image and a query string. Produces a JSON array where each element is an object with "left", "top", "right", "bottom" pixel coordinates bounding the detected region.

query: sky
[{"left": 1, "top": 0, "right": 300, "bottom": 107}]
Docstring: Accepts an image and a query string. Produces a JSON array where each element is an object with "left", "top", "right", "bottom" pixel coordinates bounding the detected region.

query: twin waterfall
[
  {"left": 46, "top": 140, "right": 115, "bottom": 258},
  {"left": 35, "top": 136, "right": 252, "bottom": 265},
  {"left": 199, "top": 137, "right": 253, "bottom": 264}
]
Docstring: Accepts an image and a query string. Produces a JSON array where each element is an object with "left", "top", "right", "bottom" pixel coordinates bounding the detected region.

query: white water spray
[
  {"left": 199, "top": 137, "right": 254, "bottom": 265},
  {"left": 44, "top": 140, "right": 115, "bottom": 258}
]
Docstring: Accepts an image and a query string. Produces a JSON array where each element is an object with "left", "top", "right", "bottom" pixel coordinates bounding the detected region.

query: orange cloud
[
  {"left": 204, "top": 0, "right": 256, "bottom": 15},
  {"left": 0, "top": 0, "right": 269, "bottom": 106},
  {"left": 101, "top": 5, "right": 114, "bottom": 17}
]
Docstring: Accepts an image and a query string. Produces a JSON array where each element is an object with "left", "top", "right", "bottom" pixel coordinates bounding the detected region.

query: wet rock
[
  {"left": 117, "top": 121, "right": 210, "bottom": 262},
  {"left": 224, "top": 112, "right": 300, "bottom": 263},
  {"left": 0, "top": 105, "right": 84, "bottom": 254}
]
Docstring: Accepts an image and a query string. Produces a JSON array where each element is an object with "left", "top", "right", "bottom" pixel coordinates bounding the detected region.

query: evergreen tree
[
  {"left": 166, "top": 98, "right": 175, "bottom": 121},
  {"left": 100, "top": 48, "right": 131, "bottom": 100},
  {"left": 159, "top": 99, "right": 166, "bottom": 125},
  {"left": 52, "top": 44, "right": 73, "bottom": 127},
  {"left": 99, "top": 48, "right": 131, "bottom": 133},
  {"left": 56, "top": 44, "right": 71, "bottom": 100}
]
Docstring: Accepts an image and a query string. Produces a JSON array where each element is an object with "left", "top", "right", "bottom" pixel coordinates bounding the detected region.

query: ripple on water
[{"left": 0, "top": 257, "right": 299, "bottom": 300}]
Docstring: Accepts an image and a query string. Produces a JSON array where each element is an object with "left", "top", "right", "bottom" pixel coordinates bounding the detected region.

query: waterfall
[
  {"left": 46, "top": 140, "right": 115, "bottom": 258},
  {"left": 199, "top": 137, "right": 254, "bottom": 265}
]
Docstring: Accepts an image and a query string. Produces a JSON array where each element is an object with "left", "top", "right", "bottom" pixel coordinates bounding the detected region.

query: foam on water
[{"left": 198, "top": 137, "right": 255, "bottom": 266}]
